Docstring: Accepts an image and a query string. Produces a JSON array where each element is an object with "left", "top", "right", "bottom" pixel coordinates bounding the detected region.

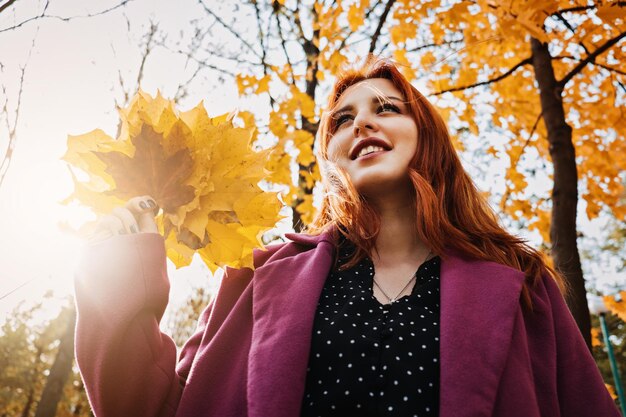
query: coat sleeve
[
  {"left": 540, "top": 274, "right": 621, "bottom": 416},
  {"left": 74, "top": 233, "right": 209, "bottom": 417}
]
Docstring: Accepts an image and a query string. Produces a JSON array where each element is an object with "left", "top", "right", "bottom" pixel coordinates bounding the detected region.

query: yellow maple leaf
[
  {"left": 64, "top": 91, "right": 283, "bottom": 272},
  {"left": 606, "top": 384, "right": 618, "bottom": 401},
  {"left": 604, "top": 292, "right": 626, "bottom": 322},
  {"left": 390, "top": 9, "right": 418, "bottom": 44},
  {"left": 597, "top": 3, "right": 626, "bottom": 23},
  {"left": 347, "top": 2, "right": 367, "bottom": 31},
  {"left": 591, "top": 327, "right": 603, "bottom": 348},
  {"left": 269, "top": 111, "right": 288, "bottom": 138},
  {"left": 296, "top": 193, "right": 316, "bottom": 225}
]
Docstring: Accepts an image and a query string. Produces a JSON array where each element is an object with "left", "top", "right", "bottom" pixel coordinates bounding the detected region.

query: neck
[{"left": 368, "top": 189, "right": 428, "bottom": 267}]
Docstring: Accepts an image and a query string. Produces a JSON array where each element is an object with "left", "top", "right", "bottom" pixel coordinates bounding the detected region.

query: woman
[{"left": 74, "top": 57, "right": 619, "bottom": 417}]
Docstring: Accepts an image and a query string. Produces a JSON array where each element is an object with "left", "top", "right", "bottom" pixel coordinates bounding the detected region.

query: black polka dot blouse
[{"left": 301, "top": 241, "right": 440, "bottom": 417}]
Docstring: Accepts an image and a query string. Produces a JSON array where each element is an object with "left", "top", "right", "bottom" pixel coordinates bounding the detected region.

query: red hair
[{"left": 307, "top": 56, "right": 567, "bottom": 310}]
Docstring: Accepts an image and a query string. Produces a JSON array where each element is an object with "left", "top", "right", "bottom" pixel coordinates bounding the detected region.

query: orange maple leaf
[{"left": 94, "top": 123, "right": 195, "bottom": 213}]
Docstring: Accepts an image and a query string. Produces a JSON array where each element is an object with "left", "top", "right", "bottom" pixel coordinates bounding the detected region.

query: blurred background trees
[{"left": 0, "top": 0, "right": 624, "bottom": 415}]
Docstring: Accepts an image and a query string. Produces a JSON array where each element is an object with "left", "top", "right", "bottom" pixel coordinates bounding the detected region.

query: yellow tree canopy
[
  {"left": 204, "top": 1, "right": 624, "bottom": 240},
  {"left": 386, "top": 0, "right": 626, "bottom": 240}
]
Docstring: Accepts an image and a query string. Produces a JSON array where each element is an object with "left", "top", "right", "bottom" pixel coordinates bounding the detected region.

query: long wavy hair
[{"left": 306, "top": 56, "right": 567, "bottom": 310}]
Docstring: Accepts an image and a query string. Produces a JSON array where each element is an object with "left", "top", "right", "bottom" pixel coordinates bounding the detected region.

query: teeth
[{"left": 357, "top": 145, "right": 384, "bottom": 158}]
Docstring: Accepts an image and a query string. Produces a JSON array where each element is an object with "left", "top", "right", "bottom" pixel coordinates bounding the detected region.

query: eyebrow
[{"left": 332, "top": 96, "right": 405, "bottom": 116}]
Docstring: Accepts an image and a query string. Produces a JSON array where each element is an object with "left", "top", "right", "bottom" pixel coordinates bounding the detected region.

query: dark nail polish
[
  {"left": 147, "top": 200, "right": 156, "bottom": 208},
  {"left": 139, "top": 201, "right": 147, "bottom": 209},
  {"left": 130, "top": 225, "right": 138, "bottom": 233}
]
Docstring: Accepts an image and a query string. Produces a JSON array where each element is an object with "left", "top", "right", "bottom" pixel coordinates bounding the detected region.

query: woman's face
[{"left": 326, "top": 78, "right": 418, "bottom": 198}]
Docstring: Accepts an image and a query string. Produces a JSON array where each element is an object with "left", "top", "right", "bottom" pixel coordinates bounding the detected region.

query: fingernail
[
  {"left": 139, "top": 201, "right": 147, "bottom": 209},
  {"left": 147, "top": 200, "right": 156, "bottom": 208},
  {"left": 118, "top": 228, "right": 126, "bottom": 235},
  {"left": 130, "top": 225, "right": 138, "bottom": 233}
]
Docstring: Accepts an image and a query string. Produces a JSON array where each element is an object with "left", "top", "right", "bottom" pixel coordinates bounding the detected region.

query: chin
[{"left": 350, "top": 172, "right": 413, "bottom": 198}]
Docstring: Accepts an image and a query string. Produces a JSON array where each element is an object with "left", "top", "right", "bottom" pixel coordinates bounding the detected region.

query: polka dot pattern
[{"left": 301, "top": 240, "right": 440, "bottom": 417}]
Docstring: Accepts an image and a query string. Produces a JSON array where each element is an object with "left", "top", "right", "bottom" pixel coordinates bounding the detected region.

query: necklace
[
  {"left": 373, "top": 250, "right": 432, "bottom": 304},
  {"left": 373, "top": 273, "right": 416, "bottom": 303}
]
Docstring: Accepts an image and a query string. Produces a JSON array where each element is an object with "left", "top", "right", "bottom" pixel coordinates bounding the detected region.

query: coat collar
[{"left": 247, "top": 231, "right": 524, "bottom": 417}]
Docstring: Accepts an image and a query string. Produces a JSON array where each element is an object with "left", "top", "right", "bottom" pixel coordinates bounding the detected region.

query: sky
[{"left": 0, "top": 0, "right": 623, "bottom": 323}]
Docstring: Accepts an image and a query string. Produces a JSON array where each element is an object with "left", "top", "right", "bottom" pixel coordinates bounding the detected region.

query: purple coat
[{"left": 74, "top": 230, "right": 620, "bottom": 417}]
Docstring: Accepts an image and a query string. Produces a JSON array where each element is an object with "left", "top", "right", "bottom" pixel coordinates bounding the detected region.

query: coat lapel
[
  {"left": 247, "top": 231, "right": 335, "bottom": 417},
  {"left": 439, "top": 251, "right": 525, "bottom": 417}
]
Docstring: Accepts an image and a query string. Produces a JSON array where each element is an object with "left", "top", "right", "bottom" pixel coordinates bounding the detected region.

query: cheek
[
  {"left": 400, "top": 126, "right": 419, "bottom": 155},
  {"left": 326, "top": 136, "right": 349, "bottom": 163}
]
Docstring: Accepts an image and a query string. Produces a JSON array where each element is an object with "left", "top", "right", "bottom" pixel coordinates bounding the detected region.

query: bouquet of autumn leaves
[{"left": 63, "top": 91, "right": 283, "bottom": 272}]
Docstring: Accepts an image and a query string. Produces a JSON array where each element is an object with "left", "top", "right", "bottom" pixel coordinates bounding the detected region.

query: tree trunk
[
  {"left": 530, "top": 37, "right": 591, "bottom": 349},
  {"left": 34, "top": 307, "right": 77, "bottom": 417},
  {"left": 20, "top": 387, "right": 35, "bottom": 417},
  {"left": 292, "top": 5, "right": 321, "bottom": 232}
]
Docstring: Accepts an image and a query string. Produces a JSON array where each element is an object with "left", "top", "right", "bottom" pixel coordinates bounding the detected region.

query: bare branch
[
  {"left": 368, "top": 0, "right": 396, "bottom": 54},
  {"left": 184, "top": 59, "right": 238, "bottom": 78},
  {"left": 109, "top": 43, "right": 129, "bottom": 107},
  {"left": 251, "top": 0, "right": 276, "bottom": 107},
  {"left": 201, "top": 44, "right": 262, "bottom": 66},
  {"left": 553, "top": 12, "right": 576, "bottom": 34},
  {"left": 136, "top": 21, "right": 158, "bottom": 90},
  {"left": 607, "top": 73, "right": 626, "bottom": 112},
  {"left": 0, "top": 21, "right": 40, "bottom": 189},
  {"left": 197, "top": 0, "right": 261, "bottom": 59},
  {"left": 406, "top": 38, "right": 464, "bottom": 53},
  {"left": 433, "top": 57, "right": 532, "bottom": 95},
  {"left": 303, "top": 2, "right": 320, "bottom": 98},
  {"left": 0, "top": 0, "right": 135, "bottom": 33},
  {"left": 111, "top": 21, "right": 157, "bottom": 108},
  {"left": 551, "top": 12, "right": 593, "bottom": 56},
  {"left": 557, "top": 54, "right": 626, "bottom": 77},
  {"left": 365, "top": 0, "right": 384, "bottom": 20},
  {"left": 0, "top": 276, "right": 38, "bottom": 300},
  {"left": 173, "top": 64, "right": 203, "bottom": 102},
  {"left": 291, "top": 0, "right": 308, "bottom": 45},
  {"left": 0, "top": 0, "right": 18, "bottom": 15},
  {"left": 252, "top": 1, "right": 267, "bottom": 61},
  {"left": 159, "top": 41, "right": 241, "bottom": 78},
  {"left": 558, "top": 31, "right": 626, "bottom": 88},
  {"left": 0, "top": 65, "right": 25, "bottom": 188},
  {"left": 499, "top": 112, "right": 543, "bottom": 210},
  {"left": 419, "top": 34, "right": 500, "bottom": 78},
  {"left": 329, "top": 1, "right": 389, "bottom": 57},
  {"left": 273, "top": 6, "right": 296, "bottom": 87},
  {"left": 553, "top": 2, "right": 626, "bottom": 15},
  {"left": 554, "top": 5, "right": 595, "bottom": 14},
  {"left": 595, "top": 62, "right": 626, "bottom": 76}
]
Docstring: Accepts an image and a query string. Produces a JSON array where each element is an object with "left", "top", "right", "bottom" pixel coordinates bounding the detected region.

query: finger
[
  {"left": 125, "top": 195, "right": 159, "bottom": 215},
  {"left": 125, "top": 195, "right": 159, "bottom": 233},
  {"left": 112, "top": 207, "right": 140, "bottom": 234}
]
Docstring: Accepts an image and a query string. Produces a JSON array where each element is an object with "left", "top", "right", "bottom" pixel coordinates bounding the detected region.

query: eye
[
  {"left": 333, "top": 113, "right": 353, "bottom": 130},
  {"left": 377, "top": 102, "right": 401, "bottom": 113}
]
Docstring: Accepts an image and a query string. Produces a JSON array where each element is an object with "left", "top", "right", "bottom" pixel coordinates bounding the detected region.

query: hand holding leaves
[{"left": 63, "top": 91, "right": 283, "bottom": 272}]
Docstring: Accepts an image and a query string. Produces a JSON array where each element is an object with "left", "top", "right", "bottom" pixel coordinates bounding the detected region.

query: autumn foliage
[
  {"left": 215, "top": 0, "right": 625, "bottom": 346},
  {"left": 63, "top": 91, "right": 283, "bottom": 271},
  {"left": 605, "top": 292, "right": 626, "bottom": 322}
]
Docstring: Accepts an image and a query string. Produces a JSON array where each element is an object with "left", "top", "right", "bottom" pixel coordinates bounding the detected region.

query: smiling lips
[{"left": 350, "top": 137, "right": 391, "bottom": 160}]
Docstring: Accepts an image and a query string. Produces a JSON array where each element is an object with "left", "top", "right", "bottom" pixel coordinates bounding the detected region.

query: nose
[{"left": 353, "top": 111, "right": 376, "bottom": 137}]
